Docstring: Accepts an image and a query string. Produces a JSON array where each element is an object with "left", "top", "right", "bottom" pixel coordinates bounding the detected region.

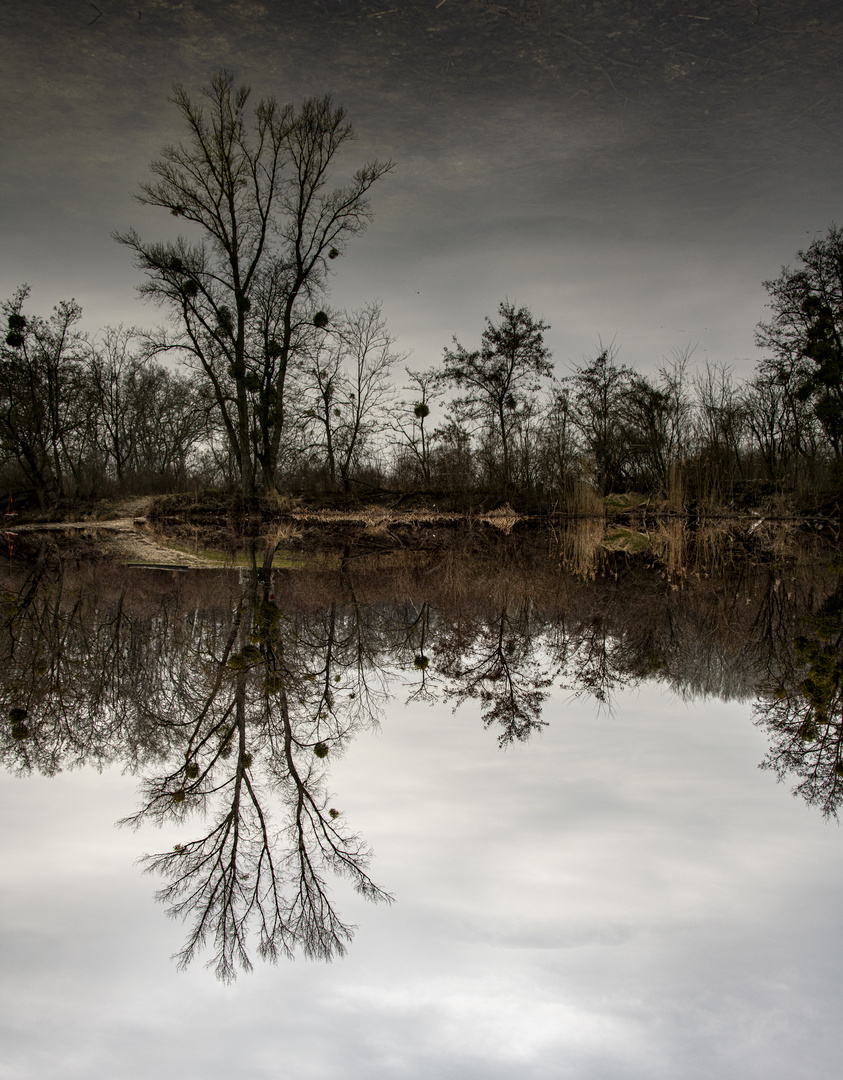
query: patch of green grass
[
  {"left": 604, "top": 492, "right": 649, "bottom": 511},
  {"left": 157, "top": 539, "right": 308, "bottom": 569},
  {"left": 602, "top": 528, "right": 651, "bottom": 552}
]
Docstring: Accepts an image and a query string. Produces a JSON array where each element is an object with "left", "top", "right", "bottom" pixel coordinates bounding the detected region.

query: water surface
[{"left": 2, "top": 528, "right": 842, "bottom": 1076}]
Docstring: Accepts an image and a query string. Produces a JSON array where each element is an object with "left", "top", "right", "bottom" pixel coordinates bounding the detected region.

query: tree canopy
[
  {"left": 757, "top": 223, "right": 843, "bottom": 462},
  {"left": 440, "top": 301, "right": 552, "bottom": 489}
]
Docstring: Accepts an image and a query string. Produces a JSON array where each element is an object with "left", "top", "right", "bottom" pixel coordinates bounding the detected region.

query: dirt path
[{"left": 10, "top": 497, "right": 221, "bottom": 568}]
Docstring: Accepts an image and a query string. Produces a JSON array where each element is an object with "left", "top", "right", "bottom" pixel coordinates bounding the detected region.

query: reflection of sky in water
[
  {"left": 2, "top": 1, "right": 842, "bottom": 375},
  {"left": 3, "top": 682, "right": 842, "bottom": 1079}
]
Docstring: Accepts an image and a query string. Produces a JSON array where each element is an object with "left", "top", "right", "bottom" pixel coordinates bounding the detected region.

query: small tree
[
  {"left": 301, "top": 304, "right": 399, "bottom": 491},
  {"left": 440, "top": 302, "right": 552, "bottom": 491},
  {"left": 535, "top": 382, "right": 577, "bottom": 503},
  {"left": 117, "top": 71, "right": 392, "bottom": 494},
  {"left": 567, "top": 343, "right": 636, "bottom": 495},
  {"left": 620, "top": 354, "right": 692, "bottom": 498},
  {"left": 685, "top": 361, "right": 752, "bottom": 506},
  {"left": 86, "top": 326, "right": 141, "bottom": 484},
  {"left": 391, "top": 367, "right": 440, "bottom": 487}
]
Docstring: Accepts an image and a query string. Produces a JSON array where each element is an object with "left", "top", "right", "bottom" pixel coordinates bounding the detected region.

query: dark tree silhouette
[
  {"left": 0, "top": 287, "right": 88, "bottom": 506},
  {"left": 441, "top": 302, "right": 552, "bottom": 490},
  {"left": 116, "top": 70, "right": 392, "bottom": 494},
  {"left": 756, "top": 224, "right": 843, "bottom": 464}
]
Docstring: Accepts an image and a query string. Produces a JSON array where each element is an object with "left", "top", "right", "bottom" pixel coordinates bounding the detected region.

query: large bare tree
[{"left": 116, "top": 71, "right": 392, "bottom": 493}]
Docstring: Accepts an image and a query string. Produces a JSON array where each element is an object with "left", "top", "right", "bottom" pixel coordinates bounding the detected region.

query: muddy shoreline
[{"left": 3, "top": 491, "right": 838, "bottom": 572}]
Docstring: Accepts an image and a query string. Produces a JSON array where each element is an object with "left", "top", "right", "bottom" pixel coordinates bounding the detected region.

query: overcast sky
[
  {"left": 3, "top": 0, "right": 843, "bottom": 382},
  {"left": 2, "top": 682, "right": 842, "bottom": 1079}
]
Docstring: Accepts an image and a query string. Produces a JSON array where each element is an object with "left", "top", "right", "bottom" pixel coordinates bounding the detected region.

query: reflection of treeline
[
  {"left": 4, "top": 529, "right": 843, "bottom": 971},
  {"left": 3, "top": 521, "right": 838, "bottom": 759},
  {"left": 1, "top": 527, "right": 834, "bottom": 735}
]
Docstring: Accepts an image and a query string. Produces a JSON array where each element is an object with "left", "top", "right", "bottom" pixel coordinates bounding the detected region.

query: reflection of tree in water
[
  {"left": 754, "top": 571, "right": 843, "bottom": 819},
  {"left": 0, "top": 555, "right": 392, "bottom": 981},
  {"left": 436, "top": 604, "right": 553, "bottom": 745},
  {"left": 389, "top": 600, "right": 438, "bottom": 703},
  {"left": 123, "top": 589, "right": 394, "bottom": 980},
  {"left": 2, "top": 527, "right": 842, "bottom": 973}
]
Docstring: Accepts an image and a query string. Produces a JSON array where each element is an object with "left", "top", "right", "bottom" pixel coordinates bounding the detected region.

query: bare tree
[
  {"left": 301, "top": 303, "right": 400, "bottom": 491},
  {"left": 86, "top": 327, "right": 208, "bottom": 486},
  {"left": 391, "top": 367, "right": 440, "bottom": 487},
  {"left": 116, "top": 71, "right": 393, "bottom": 493},
  {"left": 692, "top": 361, "right": 749, "bottom": 502},
  {"left": 620, "top": 353, "right": 692, "bottom": 498},
  {"left": 86, "top": 326, "right": 142, "bottom": 483},
  {"left": 567, "top": 342, "right": 636, "bottom": 495}
]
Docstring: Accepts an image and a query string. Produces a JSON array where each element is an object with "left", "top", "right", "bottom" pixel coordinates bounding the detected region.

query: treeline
[
  {"left": 0, "top": 288, "right": 207, "bottom": 507},
  {"left": 2, "top": 287, "right": 840, "bottom": 512},
  {"left": 4, "top": 528, "right": 841, "bottom": 809},
  {"left": 4, "top": 67, "right": 843, "bottom": 512}
]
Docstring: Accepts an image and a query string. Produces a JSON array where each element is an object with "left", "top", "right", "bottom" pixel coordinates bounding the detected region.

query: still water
[{"left": 2, "top": 528, "right": 842, "bottom": 1078}]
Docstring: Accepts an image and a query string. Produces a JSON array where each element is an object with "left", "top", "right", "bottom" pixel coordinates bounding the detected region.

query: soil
[
  {"left": 6, "top": 490, "right": 837, "bottom": 569},
  {"left": 8, "top": 496, "right": 221, "bottom": 568},
  {"left": 6, "top": 492, "right": 535, "bottom": 567}
]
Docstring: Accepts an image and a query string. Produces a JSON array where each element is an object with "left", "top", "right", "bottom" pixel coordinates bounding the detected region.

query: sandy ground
[{"left": 9, "top": 497, "right": 221, "bottom": 568}]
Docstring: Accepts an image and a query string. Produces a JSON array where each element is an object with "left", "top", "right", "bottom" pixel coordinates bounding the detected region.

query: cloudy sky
[
  {"left": 2, "top": 680, "right": 842, "bottom": 1079},
  {"left": 3, "top": 0, "right": 843, "bottom": 382}
]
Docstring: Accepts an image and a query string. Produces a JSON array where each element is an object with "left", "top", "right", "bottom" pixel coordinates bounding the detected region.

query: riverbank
[{"left": 4, "top": 489, "right": 837, "bottom": 573}]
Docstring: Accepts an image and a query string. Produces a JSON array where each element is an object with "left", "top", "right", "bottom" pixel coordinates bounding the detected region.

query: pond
[{"left": 2, "top": 524, "right": 842, "bottom": 1078}]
